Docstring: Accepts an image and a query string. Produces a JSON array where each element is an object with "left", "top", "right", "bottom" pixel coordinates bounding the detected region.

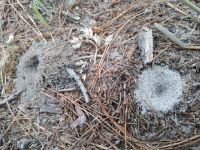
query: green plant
[{"left": 32, "top": 0, "right": 53, "bottom": 26}]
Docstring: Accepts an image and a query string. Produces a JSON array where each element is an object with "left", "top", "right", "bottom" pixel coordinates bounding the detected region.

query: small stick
[
  {"left": 179, "top": 57, "right": 200, "bottom": 68},
  {"left": 152, "top": 44, "right": 171, "bottom": 61},
  {"left": 155, "top": 23, "right": 200, "bottom": 50},
  {"left": 56, "top": 87, "right": 76, "bottom": 92},
  {"left": 183, "top": 0, "right": 200, "bottom": 14},
  {"left": 66, "top": 68, "right": 90, "bottom": 103},
  {"left": 166, "top": 2, "right": 186, "bottom": 15},
  {"left": 166, "top": 1, "right": 200, "bottom": 24},
  {"left": 0, "top": 91, "right": 22, "bottom": 106},
  {"left": 70, "top": 106, "right": 86, "bottom": 129},
  {"left": 72, "top": 55, "right": 102, "bottom": 62},
  {"left": 155, "top": 23, "right": 186, "bottom": 47}
]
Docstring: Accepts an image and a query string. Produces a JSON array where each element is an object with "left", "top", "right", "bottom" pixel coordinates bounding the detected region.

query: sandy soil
[{"left": 0, "top": 0, "right": 200, "bottom": 149}]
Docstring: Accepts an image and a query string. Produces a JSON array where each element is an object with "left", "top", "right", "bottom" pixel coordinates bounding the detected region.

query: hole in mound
[
  {"left": 26, "top": 55, "right": 39, "bottom": 70},
  {"left": 154, "top": 83, "right": 167, "bottom": 96}
]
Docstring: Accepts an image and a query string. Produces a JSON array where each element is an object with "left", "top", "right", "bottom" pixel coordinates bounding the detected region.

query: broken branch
[
  {"left": 66, "top": 68, "right": 90, "bottom": 103},
  {"left": 0, "top": 91, "right": 22, "bottom": 106},
  {"left": 154, "top": 23, "right": 200, "bottom": 50},
  {"left": 70, "top": 106, "right": 86, "bottom": 129},
  {"left": 183, "top": 0, "right": 200, "bottom": 14}
]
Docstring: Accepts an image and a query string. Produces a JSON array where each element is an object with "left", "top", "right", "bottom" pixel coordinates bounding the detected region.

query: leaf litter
[{"left": 0, "top": 0, "right": 200, "bottom": 149}]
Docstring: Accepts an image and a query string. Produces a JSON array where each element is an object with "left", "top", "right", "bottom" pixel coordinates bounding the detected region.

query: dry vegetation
[{"left": 0, "top": 0, "right": 200, "bottom": 149}]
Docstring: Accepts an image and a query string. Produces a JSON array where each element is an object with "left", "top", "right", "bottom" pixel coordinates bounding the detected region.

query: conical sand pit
[{"left": 134, "top": 66, "right": 185, "bottom": 113}]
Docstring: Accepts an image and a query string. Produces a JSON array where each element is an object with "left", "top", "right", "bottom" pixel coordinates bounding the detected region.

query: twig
[
  {"left": 159, "top": 134, "right": 200, "bottom": 149},
  {"left": 165, "top": 2, "right": 186, "bottom": 15},
  {"left": 179, "top": 57, "right": 200, "bottom": 68},
  {"left": 56, "top": 87, "right": 76, "bottom": 92},
  {"left": 66, "top": 68, "right": 90, "bottom": 103},
  {"left": 165, "top": 1, "right": 200, "bottom": 24},
  {"left": 154, "top": 23, "right": 200, "bottom": 50},
  {"left": 154, "top": 23, "right": 186, "bottom": 47},
  {"left": 72, "top": 55, "right": 102, "bottom": 62},
  {"left": 152, "top": 44, "right": 171, "bottom": 61},
  {"left": 99, "top": 2, "right": 137, "bottom": 29},
  {"left": 183, "top": 0, "right": 200, "bottom": 14},
  {"left": 70, "top": 106, "right": 86, "bottom": 129},
  {"left": 0, "top": 91, "right": 22, "bottom": 106}
]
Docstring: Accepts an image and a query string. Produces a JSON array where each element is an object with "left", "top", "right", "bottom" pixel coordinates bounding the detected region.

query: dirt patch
[
  {"left": 134, "top": 65, "right": 185, "bottom": 113},
  {"left": 16, "top": 40, "right": 74, "bottom": 110}
]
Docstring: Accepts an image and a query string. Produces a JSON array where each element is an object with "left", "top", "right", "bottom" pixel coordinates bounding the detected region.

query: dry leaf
[
  {"left": 69, "top": 36, "right": 82, "bottom": 49},
  {"left": 81, "top": 27, "right": 101, "bottom": 46}
]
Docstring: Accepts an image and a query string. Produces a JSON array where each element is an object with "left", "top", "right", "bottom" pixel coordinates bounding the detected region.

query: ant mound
[
  {"left": 16, "top": 41, "right": 74, "bottom": 113},
  {"left": 134, "top": 65, "right": 185, "bottom": 114}
]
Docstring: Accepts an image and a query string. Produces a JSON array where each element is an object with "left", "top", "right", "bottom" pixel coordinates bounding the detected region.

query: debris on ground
[
  {"left": 138, "top": 26, "right": 153, "bottom": 64},
  {"left": 70, "top": 106, "right": 86, "bottom": 129},
  {"left": 16, "top": 41, "right": 74, "bottom": 107},
  {"left": 0, "top": 91, "right": 22, "bottom": 106},
  {"left": 66, "top": 68, "right": 90, "bottom": 103},
  {"left": 134, "top": 65, "right": 185, "bottom": 113},
  {"left": 0, "top": 0, "right": 200, "bottom": 149},
  {"left": 155, "top": 23, "right": 200, "bottom": 49}
]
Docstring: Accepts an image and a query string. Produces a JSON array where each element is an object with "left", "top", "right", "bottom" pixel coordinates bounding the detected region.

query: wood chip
[{"left": 138, "top": 27, "right": 153, "bottom": 64}]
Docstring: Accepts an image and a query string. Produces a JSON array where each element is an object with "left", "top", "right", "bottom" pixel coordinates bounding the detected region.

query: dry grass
[{"left": 0, "top": 0, "right": 200, "bottom": 149}]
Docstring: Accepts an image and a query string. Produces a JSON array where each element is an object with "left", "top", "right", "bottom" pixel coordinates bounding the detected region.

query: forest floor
[{"left": 0, "top": 0, "right": 200, "bottom": 149}]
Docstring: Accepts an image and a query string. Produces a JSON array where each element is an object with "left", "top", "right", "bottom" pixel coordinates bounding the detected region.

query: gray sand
[
  {"left": 16, "top": 40, "right": 74, "bottom": 110},
  {"left": 134, "top": 66, "right": 185, "bottom": 113}
]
